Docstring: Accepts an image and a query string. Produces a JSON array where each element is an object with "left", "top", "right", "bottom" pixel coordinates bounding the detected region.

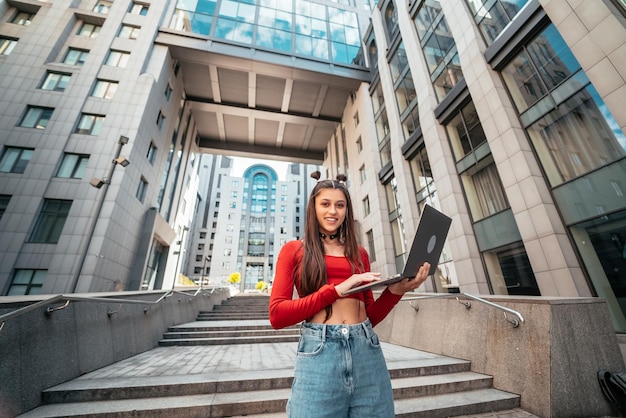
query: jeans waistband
[{"left": 300, "top": 319, "right": 374, "bottom": 340}]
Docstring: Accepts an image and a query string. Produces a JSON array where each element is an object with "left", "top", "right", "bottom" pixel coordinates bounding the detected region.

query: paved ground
[{"left": 75, "top": 319, "right": 541, "bottom": 417}]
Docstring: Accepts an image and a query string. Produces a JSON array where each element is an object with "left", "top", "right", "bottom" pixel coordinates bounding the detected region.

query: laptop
[{"left": 343, "top": 204, "right": 452, "bottom": 295}]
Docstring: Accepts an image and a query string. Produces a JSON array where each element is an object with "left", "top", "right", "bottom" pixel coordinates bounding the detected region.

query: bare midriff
[{"left": 308, "top": 297, "right": 367, "bottom": 324}]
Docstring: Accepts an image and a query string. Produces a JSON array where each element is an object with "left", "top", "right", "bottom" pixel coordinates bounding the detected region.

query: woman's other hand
[
  {"left": 335, "top": 272, "right": 381, "bottom": 297},
  {"left": 387, "top": 262, "right": 431, "bottom": 295}
]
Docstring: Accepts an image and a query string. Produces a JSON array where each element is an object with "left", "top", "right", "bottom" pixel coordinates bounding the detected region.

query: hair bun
[
  {"left": 310, "top": 170, "right": 321, "bottom": 181},
  {"left": 336, "top": 173, "right": 347, "bottom": 182}
]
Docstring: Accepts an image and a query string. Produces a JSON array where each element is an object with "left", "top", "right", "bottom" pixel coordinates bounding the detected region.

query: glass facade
[
  {"left": 496, "top": 23, "right": 626, "bottom": 321},
  {"left": 170, "top": 0, "right": 364, "bottom": 66},
  {"left": 413, "top": 0, "right": 463, "bottom": 101}
]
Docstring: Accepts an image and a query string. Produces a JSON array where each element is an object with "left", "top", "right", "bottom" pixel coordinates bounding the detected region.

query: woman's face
[{"left": 315, "top": 188, "right": 347, "bottom": 236}]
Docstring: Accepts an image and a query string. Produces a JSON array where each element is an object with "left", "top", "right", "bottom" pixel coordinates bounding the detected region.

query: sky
[{"left": 230, "top": 156, "right": 290, "bottom": 180}]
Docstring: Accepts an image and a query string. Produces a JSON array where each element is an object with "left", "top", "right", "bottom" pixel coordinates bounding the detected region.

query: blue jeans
[{"left": 287, "top": 319, "right": 394, "bottom": 418}]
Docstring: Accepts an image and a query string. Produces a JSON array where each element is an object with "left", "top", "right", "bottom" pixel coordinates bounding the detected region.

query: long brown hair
[{"left": 298, "top": 171, "right": 364, "bottom": 302}]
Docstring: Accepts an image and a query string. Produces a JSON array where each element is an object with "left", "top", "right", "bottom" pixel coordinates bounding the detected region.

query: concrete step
[
  {"left": 159, "top": 334, "right": 301, "bottom": 346},
  {"left": 20, "top": 387, "right": 518, "bottom": 417},
  {"left": 196, "top": 313, "right": 269, "bottom": 320},
  {"left": 16, "top": 295, "right": 521, "bottom": 417},
  {"left": 161, "top": 328, "right": 299, "bottom": 339},
  {"left": 25, "top": 360, "right": 514, "bottom": 417},
  {"left": 163, "top": 320, "right": 285, "bottom": 344}
]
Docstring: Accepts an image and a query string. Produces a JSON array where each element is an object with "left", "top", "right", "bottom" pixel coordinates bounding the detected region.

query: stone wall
[
  {"left": 375, "top": 294, "right": 624, "bottom": 417},
  {"left": 0, "top": 288, "right": 229, "bottom": 417}
]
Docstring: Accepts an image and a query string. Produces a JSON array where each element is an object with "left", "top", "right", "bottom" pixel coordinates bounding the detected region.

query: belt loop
[
  {"left": 361, "top": 320, "right": 372, "bottom": 339},
  {"left": 321, "top": 324, "right": 327, "bottom": 343}
]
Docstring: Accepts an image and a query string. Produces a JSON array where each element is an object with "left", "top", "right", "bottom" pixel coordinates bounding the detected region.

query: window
[
  {"left": 446, "top": 100, "right": 487, "bottom": 161},
  {"left": 130, "top": 2, "right": 149, "bottom": 15},
  {"left": 353, "top": 111, "right": 359, "bottom": 127},
  {"left": 164, "top": 83, "right": 173, "bottom": 100},
  {"left": 63, "top": 48, "right": 88, "bottom": 65},
  {"left": 41, "top": 72, "right": 71, "bottom": 92},
  {"left": 105, "top": 50, "right": 130, "bottom": 68},
  {"left": 19, "top": 106, "right": 53, "bottom": 129},
  {"left": 75, "top": 113, "right": 104, "bottom": 135},
  {"left": 157, "top": 111, "right": 165, "bottom": 129},
  {"left": 77, "top": 22, "right": 101, "bottom": 38},
  {"left": 359, "top": 164, "right": 366, "bottom": 183},
  {"left": 0, "top": 37, "right": 18, "bottom": 56},
  {"left": 362, "top": 195, "right": 370, "bottom": 216},
  {"left": 0, "top": 147, "right": 33, "bottom": 173},
  {"left": 118, "top": 25, "right": 140, "bottom": 39},
  {"left": 366, "top": 229, "right": 376, "bottom": 262},
  {"left": 11, "top": 11, "right": 34, "bottom": 26},
  {"left": 356, "top": 136, "right": 362, "bottom": 153},
  {"left": 463, "top": 162, "right": 509, "bottom": 220},
  {"left": 93, "top": 0, "right": 113, "bottom": 14},
  {"left": 0, "top": 195, "right": 10, "bottom": 220},
  {"left": 30, "top": 199, "right": 72, "bottom": 243},
  {"left": 7, "top": 269, "right": 46, "bottom": 295},
  {"left": 57, "top": 154, "right": 88, "bottom": 178},
  {"left": 147, "top": 142, "right": 157, "bottom": 164},
  {"left": 136, "top": 177, "right": 148, "bottom": 202},
  {"left": 91, "top": 80, "right": 118, "bottom": 99},
  {"left": 224, "top": 248, "right": 231, "bottom": 256},
  {"left": 465, "top": 0, "right": 529, "bottom": 46}
]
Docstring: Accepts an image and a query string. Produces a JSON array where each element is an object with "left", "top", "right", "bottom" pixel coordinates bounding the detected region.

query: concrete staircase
[{"left": 17, "top": 294, "right": 521, "bottom": 417}]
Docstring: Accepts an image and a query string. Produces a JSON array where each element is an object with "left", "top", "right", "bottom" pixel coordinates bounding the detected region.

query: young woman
[{"left": 269, "top": 171, "right": 430, "bottom": 417}]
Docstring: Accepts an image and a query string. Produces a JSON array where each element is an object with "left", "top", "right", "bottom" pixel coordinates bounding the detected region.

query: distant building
[{"left": 183, "top": 156, "right": 318, "bottom": 290}]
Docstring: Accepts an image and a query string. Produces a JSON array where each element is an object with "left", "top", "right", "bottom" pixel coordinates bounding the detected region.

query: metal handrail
[
  {"left": 0, "top": 287, "right": 229, "bottom": 333},
  {"left": 401, "top": 292, "right": 525, "bottom": 327}
]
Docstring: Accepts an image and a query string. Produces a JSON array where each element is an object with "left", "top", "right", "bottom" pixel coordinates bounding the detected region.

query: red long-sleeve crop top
[{"left": 269, "top": 240, "right": 403, "bottom": 329}]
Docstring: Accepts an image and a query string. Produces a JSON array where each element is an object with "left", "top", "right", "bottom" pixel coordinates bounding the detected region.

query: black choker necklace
[{"left": 320, "top": 232, "right": 338, "bottom": 240}]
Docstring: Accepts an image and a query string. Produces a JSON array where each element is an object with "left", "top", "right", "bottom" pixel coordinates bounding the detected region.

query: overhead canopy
[{"left": 156, "top": 30, "right": 371, "bottom": 164}]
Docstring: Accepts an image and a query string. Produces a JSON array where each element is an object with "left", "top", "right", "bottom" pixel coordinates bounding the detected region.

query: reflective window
[
  {"left": 130, "top": 2, "right": 149, "bottom": 15},
  {"left": 63, "top": 48, "right": 88, "bottom": 65},
  {"left": 57, "top": 154, "right": 89, "bottom": 178},
  {"left": 1, "top": 37, "right": 18, "bottom": 55},
  {"left": 170, "top": 0, "right": 362, "bottom": 65},
  {"left": 41, "top": 72, "right": 71, "bottom": 92},
  {"left": 11, "top": 11, "right": 35, "bottom": 25},
  {"left": 30, "top": 199, "right": 72, "bottom": 243},
  {"left": 94, "top": 0, "right": 113, "bottom": 14},
  {"left": 526, "top": 86, "right": 626, "bottom": 186},
  {"left": 408, "top": 146, "right": 434, "bottom": 197},
  {"left": 75, "top": 113, "right": 105, "bottom": 135},
  {"left": 0, "top": 147, "right": 33, "bottom": 173},
  {"left": 91, "top": 80, "right": 118, "bottom": 99},
  {"left": 0, "top": 195, "right": 10, "bottom": 220},
  {"left": 105, "top": 50, "right": 130, "bottom": 68},
  {"left": 462, "top": 161, "right": 509, "bottom": 220},
  {"left": 20, "top": 106, "right": 53, "bottom": 129},
  {"left": 136, "top": 178, "right": 148, "bottom": 202},
  {"left": 383, "top": 2, "right": 398, "bottom": 42},
  {"left": 501, "top": 24, "right": 626, "bottom": 185},
  {"left": 501, "top": 24, "right": 580, "bottom": 113},
  {"left": 465, "top": 0, "right": 529, "bottom": 45},
  {"left": 446, "top": 100, "right": 487, "bottom": 161},
  {"left": 413, "top": 0, "right": 463, "bottom": 101},
  {"left": 483, "top": 242, "right": 539, "bottom": 295},
  {"left": 119, "top": 25, "right": 140, "bottom": 39},
  {"left": 77, "top": 22, "right": 101, "bottom": 38},
  {"left": 7, "top": 270, "right": 46, "bottom": 295}
]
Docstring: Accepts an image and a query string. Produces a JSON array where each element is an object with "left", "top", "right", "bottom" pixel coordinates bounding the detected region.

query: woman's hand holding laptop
[{"left": 387, "top": 262, "right": 430, "bottom": 295}]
